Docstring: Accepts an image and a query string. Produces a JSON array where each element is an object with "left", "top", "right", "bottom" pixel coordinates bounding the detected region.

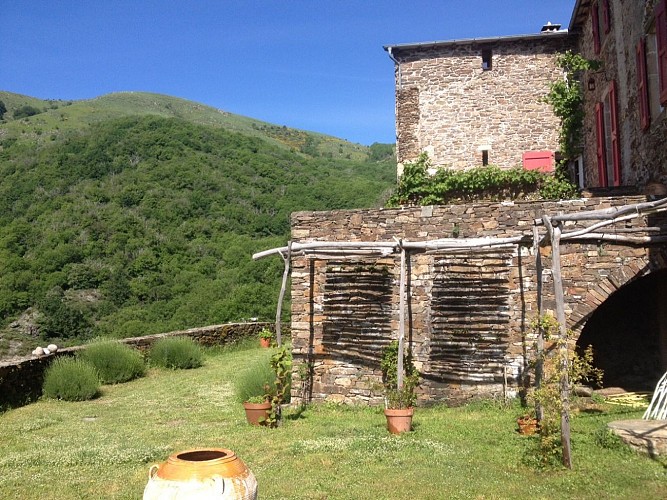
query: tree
[
  {"left": 13, "top": 105, "right": 40, "bottom": 119},
  {"left": 0, "top": 100, "right": 6, "bottom": 120}
]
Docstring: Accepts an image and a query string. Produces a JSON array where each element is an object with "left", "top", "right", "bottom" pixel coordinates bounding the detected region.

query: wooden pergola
[{"left": 253, "top": 196, "right": 667, "bottom": 467}]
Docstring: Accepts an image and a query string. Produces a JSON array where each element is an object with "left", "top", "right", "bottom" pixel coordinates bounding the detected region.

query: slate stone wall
[
  {"left": 289, "top": 197, "right": 667, "bottom": 406},
  {"left": 576, "top": 0, "right": 667, "bottom": 189},
  {"left": 391, "top": 33, "right": 575, "bottom": 172}
]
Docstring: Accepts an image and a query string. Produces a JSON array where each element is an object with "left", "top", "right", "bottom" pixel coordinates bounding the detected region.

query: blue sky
[{"left": 1, "top": 1, "right": 575, "bottom": 145}]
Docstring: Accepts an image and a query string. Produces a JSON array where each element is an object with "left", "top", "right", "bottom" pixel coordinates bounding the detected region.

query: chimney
[{"left": 541, "top": 21, "right": 562, "bottom": 32}]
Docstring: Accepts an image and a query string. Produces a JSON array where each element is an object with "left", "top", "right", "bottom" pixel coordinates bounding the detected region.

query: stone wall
[
  {"left": 391, "top": 33, "right": 575, "bottom": 171},
  {"left": 576, "top": 0, "right": 667, "bottom": 189},
  {"left": 289, "top": 197, "right": 667, "bottom": 406},
  {"left": 0, "top": 322, "right": 276, "bottom": 410}
]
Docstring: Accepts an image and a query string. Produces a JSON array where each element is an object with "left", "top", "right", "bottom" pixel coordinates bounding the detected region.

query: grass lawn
[{"left": 1, "top": 341, "right": 665, "bottom": 499}]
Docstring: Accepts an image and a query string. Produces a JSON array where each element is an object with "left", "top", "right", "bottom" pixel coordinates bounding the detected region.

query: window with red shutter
[
  {"left": 602, "top": 0, "right": 611, "bottom": 34},
  {"left": 636, "top": 38, "right": 651, "bottom": 130},
  {"left": 656, "top": 0, "right": 667, "bottom": 104},
  {"left": 608, "top": 81, "right": 621, "bottom": 186},
  {"left": 595, "top": 102, "right": 607, "bottom": 187},
  {"left": 592, "top": 2, "right": 601, "bottom": 55}
]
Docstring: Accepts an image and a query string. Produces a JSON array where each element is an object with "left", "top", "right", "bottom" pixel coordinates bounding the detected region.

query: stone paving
[{"left": 608, "top": 419, "right": 667, "bottom": 457}]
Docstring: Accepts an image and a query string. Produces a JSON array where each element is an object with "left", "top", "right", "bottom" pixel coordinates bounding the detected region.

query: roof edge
[{"left": 383, "top": 30, "right": 571, "bottom": 52}]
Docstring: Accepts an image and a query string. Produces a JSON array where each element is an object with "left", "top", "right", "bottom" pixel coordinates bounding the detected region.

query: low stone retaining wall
[{"left": 0, "top": 322, "right": 279, "bottom": 410}]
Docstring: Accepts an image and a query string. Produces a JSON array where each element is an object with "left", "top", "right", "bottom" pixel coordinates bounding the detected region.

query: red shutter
[
  {"left": 657, "top": 0, "right": 667, "bottom": 104},
  {"left": 608, "top": 81, "right": 621, "bottom": 186},
  {"left": 637, "top": 38, "right": 651, "bottom": 130},
  {"left": 592, "top": 2, "right": 601, "bottom": 55},
  {"left": 522, "top": 151, "right": 555, "bottom": 173},
  {"left": 602, "top": 0, "right": 611, "bottom": 34},
  {"left": 595, "top": 102, "right": 607, "bottom": 187}
]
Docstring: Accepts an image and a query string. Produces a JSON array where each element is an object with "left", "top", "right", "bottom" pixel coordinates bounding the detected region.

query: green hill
[{"left": 0, "top": 91, "right": 396, "bottom": 357}]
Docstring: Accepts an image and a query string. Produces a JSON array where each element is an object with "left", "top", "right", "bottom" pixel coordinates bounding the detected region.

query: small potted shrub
[
  {"left": 258, "top": 328, "right": 274, "bottom": 348},
  {"left": 235, "top": 351, "right": 275, "bottom": 426},
  {"left": 381, "top": 340, "right": 419, "bottom": 434},
  {"left": 517, "top": 413, "right": 539, "bottom": 435},
  {"left": 234, "top": 346, "right": 292, "bottom": 427}
]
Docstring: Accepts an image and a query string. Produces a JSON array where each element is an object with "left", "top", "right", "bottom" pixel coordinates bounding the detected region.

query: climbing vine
[
  {"left": 527, "top": 315, "right": 603, "bottom": 468},
  {"left": 265, "top": 345, "right": 292, "bottom": 427},
  {"left": 543, "top": 50, "right": 601, "bottom": 161},
  {"left": 386, "top": 153, "right": 577, "bottom": 207}
]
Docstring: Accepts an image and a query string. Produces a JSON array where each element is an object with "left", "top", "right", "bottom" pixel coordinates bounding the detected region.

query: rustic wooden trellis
[{"left": 253, "top": 195, "right": 667, "bottom": 468}]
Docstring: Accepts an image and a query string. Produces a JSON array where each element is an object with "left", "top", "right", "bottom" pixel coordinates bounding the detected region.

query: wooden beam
[
  {"left": 532, "top": 223, "right": 544, "bottom": 421},
  {"left": 275, "top": 241, "right": 292, "bottom": 347},
  {"left": 397, "top": 245, "right": 406, "bottom": 390},
  {"left": 543, "top": 215, "right": 572, "bottom": 469}
]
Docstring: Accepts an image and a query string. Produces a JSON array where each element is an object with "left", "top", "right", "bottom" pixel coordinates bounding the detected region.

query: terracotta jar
[
  {"left": 143, "top": 448, "right": 257, "bottom": 499},
  {"left": 242, "top": 401, "right": 272, "bottom": 426},
  {"left": 384, "top": 407, "right": 414, "bottom": 434},
  {"left": 259, "top": 338, "right": 271, "bottom": 348}
]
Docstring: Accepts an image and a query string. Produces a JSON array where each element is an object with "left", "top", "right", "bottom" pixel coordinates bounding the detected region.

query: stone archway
[
  {"left": 575, "top": 268, "right": 667, "bottom": 390},
  {"left": 567, "top": 258, "right": 653, "bottom": 338}
]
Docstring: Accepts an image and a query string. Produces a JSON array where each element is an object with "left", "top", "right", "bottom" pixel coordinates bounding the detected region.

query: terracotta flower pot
[
  {"left": 143, "top": 448, "right": 257, "bottom": 499},
  {"left": 384, "top": 407, "right": 414, "bottom": 434},
  {"left": 243, "top": 401, "right": 272, "bottom": 426},
  {"left": 517, "top": 416, "right": 539, "bottom": 435},
  {"left": 259, "top": 338, "right": 271, "bottom": 348}
]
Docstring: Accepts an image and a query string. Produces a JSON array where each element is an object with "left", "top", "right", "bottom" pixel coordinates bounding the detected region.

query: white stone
[
  {"left": 47, "top": 344, "right": 58, "bottom": 353},
  {"left": 32, "top": 347, "right": 44, "bottom": 356}
]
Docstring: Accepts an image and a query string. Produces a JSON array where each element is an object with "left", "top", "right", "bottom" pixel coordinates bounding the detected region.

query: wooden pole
[
  {"left": 532, "top": 223, "right": 544, "bottom": 422},
  {"left": 543, "top": 216, "right": 572, "bottom": 469},
  {"left": 275, "top": 241, "right": 292, "bottom": 347},
  {"left": 397, "top": 245, "right": 406, "bottom": 390}
]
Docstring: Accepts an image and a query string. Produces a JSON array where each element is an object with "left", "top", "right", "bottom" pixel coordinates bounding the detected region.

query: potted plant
[
  {"left": 234, "top": 352, "right": 275, "bottom": 426},
  {"left": 258, "top": 328, "right": 274, "bottom": 348},
  {"left": 517, "top": 413, "right": 539, "bottom": 435},
  {"left": 234, "top": 346, "right": 291, "bottom": 427},
  {"left": 242, "top": 395, "right": 273, "bottom": 426},
  {"left": 381, "top": 340, "right": 419, "bottom": 434}
]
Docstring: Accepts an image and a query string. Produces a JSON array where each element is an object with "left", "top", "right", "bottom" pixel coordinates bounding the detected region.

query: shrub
[
  {"left": 13, "top": 105, "right": 41, "bottom": 119},
  {"left": 78, "top": 341, "right": 146, "bottom": 384},
  {"left": 234, "top": 350, "right": 275, "bottom": 403},
  {"left": 149, "top": 337, "right": 203, "bottom": 369},
  {"left": 42, "top": 357, "right": 100, "bottom": 401},
  {"left": 386, "top": 153, "right": 578, "bottom": 207}
]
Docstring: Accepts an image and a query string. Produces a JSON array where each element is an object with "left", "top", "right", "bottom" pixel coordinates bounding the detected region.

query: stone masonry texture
[
  {"left": 574, "top": 0, "right": 667, "bottom": 190},
  {"left": 390, "top": 33, "right": 575, "bottom": 172},
  {"left": 289, "top": 197, "right": 667, "bottom": 406}
]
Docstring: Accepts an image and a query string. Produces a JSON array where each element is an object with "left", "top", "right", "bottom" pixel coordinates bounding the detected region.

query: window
[
  {"left": 592, "top": 1, "right": 601, "bottom": 55},
  {"left": 595, "top": 81, "right": 621, "bottom": 187},
  {"left": 591, "top": 1, "right": 611, "bottom": 54},
  {"left": 656, "top": 0, "right": 667, "bottom": 105},
  {"left": 482, "top": 48, "right": 492, "bottom": 70},
  {"left": 637, "top": 37, "right": 651, "bottom": 130},
  {"left": 482, "top": 150, "right": 489, "bottom": 166},
  {"left": 639, "top": 2, "right": 667, "bottom": 130},
  {"left": 602, "top": 0, "right": 611, "bottom": 34}
]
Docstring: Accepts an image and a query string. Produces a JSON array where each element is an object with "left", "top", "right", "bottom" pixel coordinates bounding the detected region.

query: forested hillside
[{"left": 0, "top": 91, "right": 395, "bottom": 357}]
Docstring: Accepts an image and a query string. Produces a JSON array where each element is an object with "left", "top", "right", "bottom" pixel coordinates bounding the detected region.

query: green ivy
[
  {"left": 386, "top": 154, "right": 577, "bottom": 207},
  {"left": 543, "top": 51, "right": 601, "bottom": 161}
]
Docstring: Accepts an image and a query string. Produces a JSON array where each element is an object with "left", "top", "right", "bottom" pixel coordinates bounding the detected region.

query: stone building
[
  {"left": 287, "top": 200, "right": 667, "bottom": 406},
  {"left": 384, "top": 26, "right": 574, "bottom": 174},
  {"left": 278, "top": 3, "right": 667, "bottom": 407},
  {"left": 570, "top": 0, "right": 667, "bottom": 190}
]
